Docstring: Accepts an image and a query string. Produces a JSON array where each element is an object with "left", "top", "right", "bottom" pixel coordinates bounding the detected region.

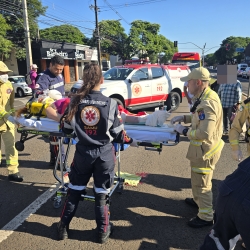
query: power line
[
  {"left": 103, "top": 0, "right": 130, "bottom": 25},
  {"left": 100, "top": 0, "right": 166, "bottom": 11}
]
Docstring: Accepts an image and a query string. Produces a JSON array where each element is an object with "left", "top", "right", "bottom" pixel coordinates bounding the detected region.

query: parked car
[
  {"left": 101, "top": 63, "right": 190, "bottom": 111},
  {"left": 241, "top": 67, "right": 250, "bottom": 79},
  {"left": 237, "top": 67, "right": 247, "bottom": 77},
  {"left": 8, "top": 76, "right": 32, "bottom": 97}
]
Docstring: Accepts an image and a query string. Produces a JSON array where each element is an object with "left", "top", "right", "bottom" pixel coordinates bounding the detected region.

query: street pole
[
  {"left": 94, "top": 0, "right": 102, "bottom": 69},
  {"left": 202, "top": 43, "right": 206, "bottom": 66},
  {"left": 22, "top": 0, "right": 33, "bottom": 73}
]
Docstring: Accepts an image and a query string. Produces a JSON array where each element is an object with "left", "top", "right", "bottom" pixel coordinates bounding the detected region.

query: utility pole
[
  {"left": 94, "top": 0, "right": 102, "bottom": 68},
  {"left": 202, "top": 43, "right": 206, "bottom": 66},
  {"left": 22, "top": 0, "right": 33, "bottom": 73}
]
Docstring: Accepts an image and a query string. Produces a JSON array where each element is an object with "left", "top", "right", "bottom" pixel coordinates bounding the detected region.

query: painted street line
[{"left": 0, "top": 183, "right": 60, "bottom": 243}]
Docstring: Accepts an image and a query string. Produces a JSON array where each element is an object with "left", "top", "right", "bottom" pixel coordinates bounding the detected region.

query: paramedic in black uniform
[
  {"left": 57, "top": 63, "right": 140, "bottom": 244},
  {"left": 200, "top": 156, "right": 250, "bottom": 250},
  {"left": 36, "top": 55, "right": 65, "bottom": 166}
]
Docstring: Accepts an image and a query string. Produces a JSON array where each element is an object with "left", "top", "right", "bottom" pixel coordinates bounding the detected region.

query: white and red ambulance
[{"left": 101, "top": 60, "right": 190, "bottom": 111}]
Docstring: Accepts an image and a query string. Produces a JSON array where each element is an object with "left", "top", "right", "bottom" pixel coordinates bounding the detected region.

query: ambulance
[{"left": 101, "top": 59, "right": 190, "bottom": 111}]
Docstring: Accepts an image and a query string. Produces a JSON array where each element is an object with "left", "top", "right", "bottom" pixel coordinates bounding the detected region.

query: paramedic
[
  {"left": 200, "top": 156, "right": 250, "bottom": 250},
  {"left": 170, "top": 67, "right": 224, "bottom": 228},
  {"left": 229, "top": 97, "right": 250, "bottom": 161},
  {"left": 57, "top": 64, "right": 140, "bottom": 244},
  {"left": 0, "top": 61, "right": 23, "bottom": 182},
  {"left": 36, "top": 55, "right": 65, "bottom": 167}
]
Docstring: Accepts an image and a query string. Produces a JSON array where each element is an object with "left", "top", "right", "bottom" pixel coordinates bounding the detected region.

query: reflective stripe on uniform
[
  {"left": 190, "top": 130, "right": 196, "bottom": 138},
  {"left": 0, "top": 110, "right": 7, "bottom": 119},
  {"left": 191, "top": 167, "right": 212, "bottom": 174},
  {"left": 199, "top": 207, "right": 213, "bottom": 214},
  {"left": 229, "top": 140, "right": 239, "bottom": 145},
  {"left": 6, "top": 160, "right": 18, "bottom": 165},
  {"left": 204, "top": 139, "right": 224, "bottom": 159},
  {"left": 50, "top": 141, "right": 59, "bottom": 145},
  {"left": 190, "top": 140, "right": 202, "bottom": 146},
  {"left": 49, "top": 81, "right": 64, "bottom": 90}
]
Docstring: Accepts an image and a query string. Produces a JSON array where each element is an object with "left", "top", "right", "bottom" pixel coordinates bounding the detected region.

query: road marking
[{"left": 0, "top": 183, "right": 60, "bottom": 243}]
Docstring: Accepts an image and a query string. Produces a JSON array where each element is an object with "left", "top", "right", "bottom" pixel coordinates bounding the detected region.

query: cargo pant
[
  {"left": 0, "top": 124, "right": 19, "bottom": 174},
  {"left": 190, "top": 150, "right": 222, "bottom": 221},
  {"left": 60, "top": 143, "right": 115, "bottom": 233},
  {"left": 200, "top": 156, "right": 250, "bottom": 250}
]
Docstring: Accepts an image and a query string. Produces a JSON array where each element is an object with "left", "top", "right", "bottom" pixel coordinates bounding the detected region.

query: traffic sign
[{"left": 235, "top": 47, "right": 244, "bottom": 52}]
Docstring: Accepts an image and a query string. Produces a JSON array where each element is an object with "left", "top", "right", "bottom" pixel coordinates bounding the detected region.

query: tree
[
  {"left": 98, "top": 20, "right": 132, "bottom": 63},
  {"left": 129, "top": 20, "right": 177, "bottom": 63},
  {"left": 40, "top": 24, "right": 86, "bottom": 44},
  {"left": 214, "top": 36, "right": 250, "bottom": 64},
  {"left": 0, "top": 14, "right": 13, "bottom": 61},
  {"left": 1, "top": 0, "right": 47, "bottom": 60},
  {"left": 129, "top": 20, "right": 160, "bottom": 59},
  {"left": 204, "top": 53, "right": 217, "bottom": 66}
]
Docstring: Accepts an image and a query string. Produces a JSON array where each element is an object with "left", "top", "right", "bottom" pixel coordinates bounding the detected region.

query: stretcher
[{"left": 15, "top": 117, "right": 180, "bottom": 208}]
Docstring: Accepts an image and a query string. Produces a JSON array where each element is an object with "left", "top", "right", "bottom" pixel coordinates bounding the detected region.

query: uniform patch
[
  {"left": 239, "top": 105, "right": 244, "bottom": 112},
  {"left": 81, "top": 106, "right": 100, "bottom": 126},
  {"left": 197, "top": 109, "right": 205, "bottom": 120},
  {"left": 6, "top": 88, "right": 12, "bottom": 94}
]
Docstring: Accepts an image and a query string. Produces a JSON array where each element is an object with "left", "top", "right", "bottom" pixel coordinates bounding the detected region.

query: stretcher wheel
[
  {"left": 117, "top": 183, "right": 124, "bottom": 194},
  {"left": 15, "top": 141, "right": 24, "bottom": 151},
  {"left": 53, "top": 199, "right": 62, "bottom": 209}
]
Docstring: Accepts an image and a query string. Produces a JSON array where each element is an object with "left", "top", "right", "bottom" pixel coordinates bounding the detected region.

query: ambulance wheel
[
  {"left": 112, "top": 98, "right": 124, "bottom": 109},
  {"left": 15, "top": 141, "right": 24, "bottom": 151},
  {"left": 166, "top": 92, "right": 180, "bottom": 111},
  {"left": 53, "top": 199, "right": 62, "bottom": 209}
]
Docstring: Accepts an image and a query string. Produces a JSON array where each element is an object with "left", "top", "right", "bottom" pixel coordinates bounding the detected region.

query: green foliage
[
  {"left": 214, "top": 36, "right": 250, "bottom": 64},
  {"left": 98, "top": 20, "right": 132, "bottom": 63},
  {"left": 0, "top": 14, "right": 13, "bottom": 60},
  {"left": 40, "top": 24, "right": 86, "bottom": 44},
  {"left": 129, "top": 20, "right": 177, "bottom": 63},
  {"left": 204, "top": 53, "right": 217, "bottom": 66},
  {"left": 1, "top": 0, "right": 47, "bottom": 60}
]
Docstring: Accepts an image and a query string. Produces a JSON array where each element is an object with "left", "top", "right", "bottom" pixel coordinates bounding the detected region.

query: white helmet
[{"left": 48, "top": 89, "right": 62, "bottom": 100}]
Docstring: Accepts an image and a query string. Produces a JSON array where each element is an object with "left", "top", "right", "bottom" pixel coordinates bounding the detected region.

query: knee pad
[{"left": 95, "top": 193, "right": 109, "bottom": 206}]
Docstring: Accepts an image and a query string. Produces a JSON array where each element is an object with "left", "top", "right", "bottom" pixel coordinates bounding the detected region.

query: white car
[
  {"left": 101, "top": 64, "right": 190, "bottom": 111},
  {"left": 8, "top": 76, "right": 32, "bottom": 97}
]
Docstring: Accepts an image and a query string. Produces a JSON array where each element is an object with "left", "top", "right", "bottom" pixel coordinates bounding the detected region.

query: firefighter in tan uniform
[
  {"left": 171, "top": 67, "right": 224, "bottom": 228},
  {"left": 0, "top": 61, "right": 23, "bottom": 182},
  {"left": 229, "top": 97, "right": 250, "bottom": 161}
]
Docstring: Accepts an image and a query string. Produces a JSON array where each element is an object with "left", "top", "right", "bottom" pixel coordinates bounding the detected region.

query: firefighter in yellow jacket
[
  {"left": 0, "top": 61, "right": 23, "bottom": 182},
  {"left": 229, "top": 97, "right": 250, "bottom": 161},
  {"left": 171, "top": 67, "right": 224, "bottom": 228}
]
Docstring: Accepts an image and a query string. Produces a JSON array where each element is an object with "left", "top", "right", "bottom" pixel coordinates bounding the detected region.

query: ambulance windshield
[{"left": 103, "top": 67, "right": 134, "bottom": 80}]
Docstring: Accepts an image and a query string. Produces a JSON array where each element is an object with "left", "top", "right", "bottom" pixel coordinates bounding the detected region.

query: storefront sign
[
  {"left": 41, "top": 48, "right": 92, "bottom": 60},
  {"left": 75, "top": 50, "right": 85, "bottom": 60}
]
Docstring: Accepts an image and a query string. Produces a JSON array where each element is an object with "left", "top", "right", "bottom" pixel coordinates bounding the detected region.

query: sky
[{"left": 38, "top": 0, "right": 250, "bottom": 56}]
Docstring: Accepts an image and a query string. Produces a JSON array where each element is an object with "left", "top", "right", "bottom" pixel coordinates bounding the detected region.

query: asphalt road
[{"left": 0, "top": 95, "right": 247, "bottom": 250}]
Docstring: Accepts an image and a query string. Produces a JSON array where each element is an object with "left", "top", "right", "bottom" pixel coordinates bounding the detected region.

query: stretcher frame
[{"left": 15, "top": 127, "right": 179, "bottom": 208}]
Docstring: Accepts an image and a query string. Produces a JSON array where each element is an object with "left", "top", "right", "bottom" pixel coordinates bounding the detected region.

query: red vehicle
[{"left": 172, "top": 52, "right": 201, "bottom": 70}]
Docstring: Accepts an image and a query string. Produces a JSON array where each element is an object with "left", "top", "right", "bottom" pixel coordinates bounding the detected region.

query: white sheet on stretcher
[
  {"left": 16, "top": 117, "right": 176, "bottom": 142},
  {"left": 125, "top": 124, "right": 176, "bottom": 142}
]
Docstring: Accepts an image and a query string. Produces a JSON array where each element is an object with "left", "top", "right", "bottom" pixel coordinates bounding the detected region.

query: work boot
[
  {"left": 57, "top": 221, "right": 69, "bottom": 240},
  {"left": 188, "top": 216, "right": 213, "bottom": 228},
  {"left": 185, "top": 198, "right": 198, "bottom": 208},
  {"left": 97, "top": 222, "right": 114, "bottom": 244},
  {"left": 8, "top": 172, "right": 23, "bottom": 182}
]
